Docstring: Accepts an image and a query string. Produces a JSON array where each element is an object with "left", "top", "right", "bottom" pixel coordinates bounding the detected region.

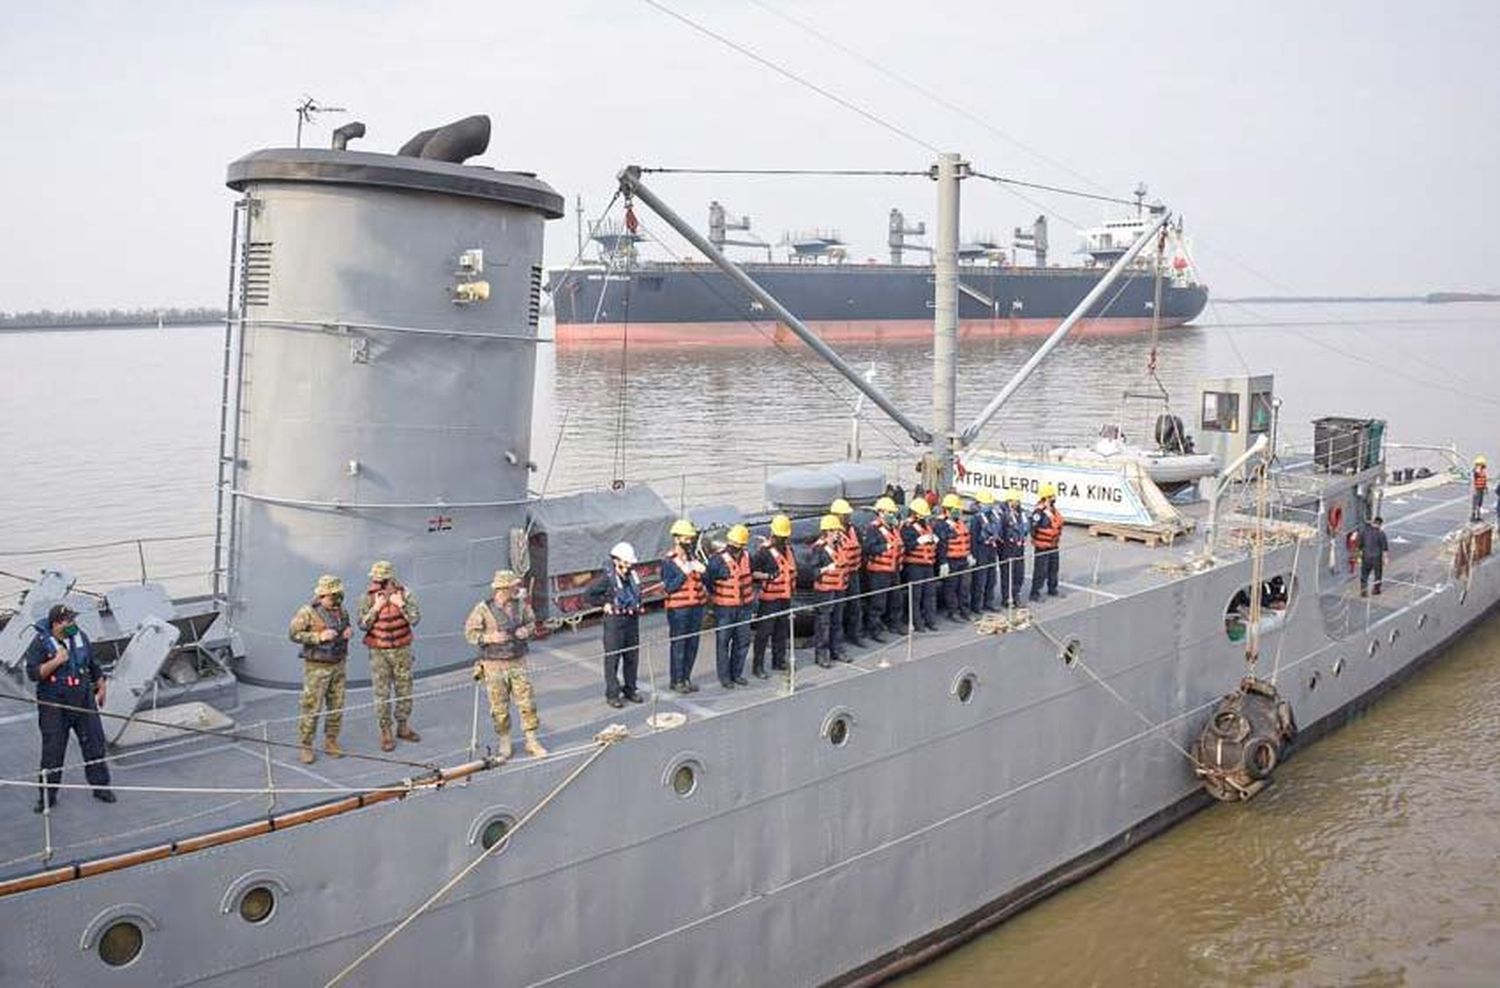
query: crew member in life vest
[
  {"left": 998, "top": 491, "right": 1029, "bottom": 609},
  {"left": 464, "top": 569, "right": 547, "bottom": 762},
  {"left": 830, "top": 498, "right": 866, "bottom": 649},
  {"left": 862, "top": 496, "right": 905, "bottom": 641},
  {"left": 1029, "top": 484, "right": 1065, "bottom": 601},
  {"left": 706, "top": 524, "right": 755, "bottom": 688},
  {"left": 358, "top": 560, "right": 422, "bottom": 752},
  {"left": 935, "top": 493, "right": 973, "bottom": 622},
  {"left": 812, "top": 513, "right": 850, "bottom": 666},
  {"left": 1473, "top": 456, "right": 1489, "bottom": 523},
  {"left": 661, "top": 519, "right": 707, "bottom": 694},
  {"left": 288, "top": 574, "right": 354, "bottom": 764},
  {"left": 24, "top": 603, "right": 115, "bottom": 811},
  {"left": 901, "top": 498, "right": 942, "bottom": 632},
  {"left": 968, "top": 490, "right": 1001, "bottom": 614},
  {"left": 585, "top": 542, "right": 646, "bottom": 708},
  {"left": 750, "top": 515, "right": 794, "bottom": 678}
]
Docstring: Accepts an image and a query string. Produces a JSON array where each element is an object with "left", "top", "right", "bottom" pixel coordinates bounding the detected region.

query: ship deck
[{"left": 0, "top": 475, "right": 1479, "bottom": 884}]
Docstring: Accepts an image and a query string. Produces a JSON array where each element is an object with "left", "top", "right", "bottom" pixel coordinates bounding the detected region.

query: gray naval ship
[{"left": 0, "top": 116, "right": 1496, "bottom": 987}]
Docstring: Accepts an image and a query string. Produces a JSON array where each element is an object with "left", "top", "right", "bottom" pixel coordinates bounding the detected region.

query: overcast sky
[{"left": 1, "top": 1, "right": 1496, "bottom": 310}]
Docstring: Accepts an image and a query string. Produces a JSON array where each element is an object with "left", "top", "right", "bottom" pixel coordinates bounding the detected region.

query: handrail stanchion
[
  {"left": 137, "top": 540, "right": 148, "bottom": 585},
  {"left": 785, "top": 600, "right": 797, "bottom": 696},
  {"left": 641, "top": 637, "right": 660, "bottom": 731},
  {"left": 468, "top": 679, "right": 482, "bottom": 761},
  {"left": 261, "top": 721, "right": 277, "bottom": 813},
  {"left": 906, "top": 580, "right": 916, "bottom": 663}
]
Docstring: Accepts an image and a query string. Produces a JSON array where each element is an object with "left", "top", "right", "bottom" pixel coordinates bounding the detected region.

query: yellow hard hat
[
  {"left": 491, "top": 569, "right": 521, "bottom": 589},
  {"left": 726, "top": 524, "right": 751, "bottom": 547},
  {"left": 670, "top": 519, "right": 698, "bottom": 538},
  {"left": 1477, "top": 456, "right": 1488, "bottom": 467},
  {"left": 770, "top": 514, "right": 793, "bottom": 538},
  {"left": 874, "top": 496, "right": 898, "bottom": 513},
  {"left": 314, "top": 574, "right": 344, "bottom": 597},
  {"left": 1039, "top": 483, "right": 1057, "bottom": 499},
  {"left": 830, "top": 497, "right": 854, "bottom": 516},
  {"left": 941, "top": 493, "right": 964, "bottom": 511},
  {"left": 910, "top": 499, "right": 932, "bottom": 518},
  {"left": 974, "top": 490, "right": 996, "bottom": 506},
  {"left": 1005, "top": 490, "right": 1022, "bottom": 504},
  {"left": 820, "top": 513, "right": 844, "bottom": 532}
]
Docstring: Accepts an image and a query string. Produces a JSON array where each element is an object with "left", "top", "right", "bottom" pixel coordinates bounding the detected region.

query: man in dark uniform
[
  {"left": 1358, "top": 516, "right": 1390, "bottom": 596},
  {"left": 584, "top": 542, "right": 645, "bottom": 708},
  {"left": 24, "top": 603, "right": 115, "bottom": 811}
]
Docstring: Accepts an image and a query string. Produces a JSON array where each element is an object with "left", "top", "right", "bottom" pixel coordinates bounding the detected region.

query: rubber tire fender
[{"left": 1243, "top": 737, "right": 1280, "bottom": 781}]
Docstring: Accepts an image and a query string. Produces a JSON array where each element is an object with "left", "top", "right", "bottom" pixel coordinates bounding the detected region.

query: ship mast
[{"left": 928, "top": 152, "right": 966, "bottom": 491}]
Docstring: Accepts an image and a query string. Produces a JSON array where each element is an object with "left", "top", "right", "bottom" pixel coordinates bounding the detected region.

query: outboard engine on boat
[
  {"left": 1154, "top": 413, "right": 1193, "bottom": 454},
  {"left": 1193, "top": 675, "right": 1297, "bottom": 801}
]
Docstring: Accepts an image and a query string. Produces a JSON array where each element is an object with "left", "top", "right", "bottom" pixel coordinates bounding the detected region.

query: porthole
[
  {"left": 480, "top": 817, "right": 513, "bottom": 851},
  {"left": 955, "top": 674, "right": 976, "bottom": 704},
  {"left": 671, "top": 763, "right": 697, "bottom": 797},
  {"left": 1332, "top": 657, "right": 1345, "bottom": 678},
  {"left": 1308, "top": 671, "right": 1320, "bottom": 692},
  {"left": 238, "top": 886, "right": 276, "bottom": 925},
  {"left": 1417, "top": 613, "right": 1429, "bottom": 631},
  {"left": 98, "top": 920, "right": 143, "bottom": 968},
  {"left": 1368, "top": 639, "right": 1380, "bottom": 657},
  {"left": 1059, "top": 638, "right": 1082, "bottom": 667},
  {"left": 828, "top": 715, "right": 851, "bottom": 747},
  {"left": 1389, "top": 628, "right": 1400, "bottom": 646}
]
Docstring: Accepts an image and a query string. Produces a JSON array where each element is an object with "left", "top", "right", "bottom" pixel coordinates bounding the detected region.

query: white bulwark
[{"left": 954, "top": 452, "right": 1155, "bottom": 526}]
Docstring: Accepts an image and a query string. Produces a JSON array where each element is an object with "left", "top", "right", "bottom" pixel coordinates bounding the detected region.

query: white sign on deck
[{"left": 953, "top": 452, "right": 1154, "bottom": 526}]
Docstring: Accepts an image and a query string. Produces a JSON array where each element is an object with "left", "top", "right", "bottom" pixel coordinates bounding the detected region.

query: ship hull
[
  {"left": 7, "top": 500, "right": 1496, "bottom": 988},
  {"left": 548, "top": 263, "right": 1209, "bottom": 345}
]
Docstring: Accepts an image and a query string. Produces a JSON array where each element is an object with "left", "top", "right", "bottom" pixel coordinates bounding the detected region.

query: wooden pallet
[{"left": 1086, "top": 521, "right": 1190, "bottom": 547}]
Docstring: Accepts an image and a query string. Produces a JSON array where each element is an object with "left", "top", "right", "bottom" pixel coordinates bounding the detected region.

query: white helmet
[{"left": 610, "top": 541, "right": 638, "bottom": 566}]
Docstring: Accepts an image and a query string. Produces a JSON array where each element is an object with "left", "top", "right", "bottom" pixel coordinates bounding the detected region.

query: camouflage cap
[
  {"left": 369, "top": 560, "right": 396, "bottom": 580},
  {"left": 491, "top": 569, "right": 521, "bottom": 590},
  {"left": 314, "top": 574, "right": 344, "bottom": 597}
]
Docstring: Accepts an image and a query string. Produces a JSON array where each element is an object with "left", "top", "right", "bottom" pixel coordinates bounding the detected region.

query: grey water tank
[
  {"left": 824, "top": 462, "right": 886, "bottom": 502},
  {"left": 765, "top": 468, "right": 843, "bottom": 510},
  {"left": 222, "top": 141, "right": 564, "bottom": 687}
]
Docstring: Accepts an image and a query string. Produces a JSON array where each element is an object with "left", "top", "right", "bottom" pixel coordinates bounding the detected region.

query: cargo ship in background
[{"left": 547, "top": 185, "right": 1209, "bottom": 345}]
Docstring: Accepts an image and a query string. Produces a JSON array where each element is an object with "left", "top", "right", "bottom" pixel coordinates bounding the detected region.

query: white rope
[{"left": 324, "top": 729, "right": 626, "bottom": 988}]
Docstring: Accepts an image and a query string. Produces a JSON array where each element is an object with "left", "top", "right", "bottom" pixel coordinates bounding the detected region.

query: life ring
[{"left": 1327, "top": 504, "right": 1344, "bottom": 533}]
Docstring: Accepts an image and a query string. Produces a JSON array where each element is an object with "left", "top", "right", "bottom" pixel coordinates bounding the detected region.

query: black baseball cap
[{"left": 47, "top": 604, "right": 78, "bottom": 625}]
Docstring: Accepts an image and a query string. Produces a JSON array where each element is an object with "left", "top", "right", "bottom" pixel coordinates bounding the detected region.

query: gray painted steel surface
[{"left": 222, "top": 149, "right": 561, "bottom": 687}]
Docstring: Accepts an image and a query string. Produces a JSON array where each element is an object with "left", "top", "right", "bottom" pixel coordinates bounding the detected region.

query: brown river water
[{"left": 1, "top": 300, "right": 1498, "bottom": 984}]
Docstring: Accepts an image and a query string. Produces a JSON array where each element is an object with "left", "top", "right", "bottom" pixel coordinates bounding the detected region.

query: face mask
[{"left": 62, "top": 623, "right": 79, "bottom": 638}]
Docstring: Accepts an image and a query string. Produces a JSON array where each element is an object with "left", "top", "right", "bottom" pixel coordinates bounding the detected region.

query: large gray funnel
[{"left": 222, "top": 145, "right": 564, "bottom": 687}]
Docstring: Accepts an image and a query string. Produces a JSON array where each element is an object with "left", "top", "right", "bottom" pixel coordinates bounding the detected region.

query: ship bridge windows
[
  {"left": 1225, "top": 575, "right": 1297, "bottom": 643},
  {"left": 1201, "top": 391, "right": 1241, "bottom": 433}
]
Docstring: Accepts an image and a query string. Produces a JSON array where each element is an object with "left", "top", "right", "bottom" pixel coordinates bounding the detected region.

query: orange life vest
[
  {"left": 664, "top": 551, "right": 707, "bottom": 610},
  {"left": 1032, "top": 505, "right": 1064, "bottom": 551},
  {"left": 867, "top": 520, "right": 903, "bottom": 574},
  {"left": 362, "top": 585, "right": 414, "bottom": 649},
  {"left": 903, "top": 520, "right": 937, "bottom": 567},
  {"left": 837, "top": 524, "right": 862, "bottom": 576},
  {"left": 944, "top": 517, "right": 972, "bottom": 560},
  {"left": 759, "top": 543, "right": 797, "bottom": 601},
  {"left": 813, "top": 535, "right": 849, "bottom": 592},
  {"left": 711, "top": 549, "right": 754, "bottom": 607}
]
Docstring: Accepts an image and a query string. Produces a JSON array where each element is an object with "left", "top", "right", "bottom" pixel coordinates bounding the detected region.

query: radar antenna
[{"left": 294, "top": 96, "right": 349, "bottom": 148}]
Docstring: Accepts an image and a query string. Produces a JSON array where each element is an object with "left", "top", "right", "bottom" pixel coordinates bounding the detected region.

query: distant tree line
[{"left": 0, "top": 306, "right": 226, "bottom": 329}]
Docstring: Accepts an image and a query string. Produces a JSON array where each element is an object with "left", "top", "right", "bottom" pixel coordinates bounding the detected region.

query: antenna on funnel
[{"left": 294, "top": 96, "right": 348, "bottom": 148}]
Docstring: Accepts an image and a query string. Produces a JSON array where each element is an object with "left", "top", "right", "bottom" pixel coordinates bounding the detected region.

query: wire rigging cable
[
  {"left": 639, "top": 0, "right": 939, "bottom": 153},
  {"left": 639, "top": 167, "right": 929, "bottom": 177}
]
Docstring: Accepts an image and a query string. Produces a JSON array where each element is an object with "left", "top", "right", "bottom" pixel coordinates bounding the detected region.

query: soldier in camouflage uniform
[
  {"left": 288, "top": 574, "right": 354, "bottom": 764},
  {"left": 464, "top": 570, "right": 548, "bottom": 762},
  {"left": 357, "top": 560, "right": 422, "bottom": 752}
]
